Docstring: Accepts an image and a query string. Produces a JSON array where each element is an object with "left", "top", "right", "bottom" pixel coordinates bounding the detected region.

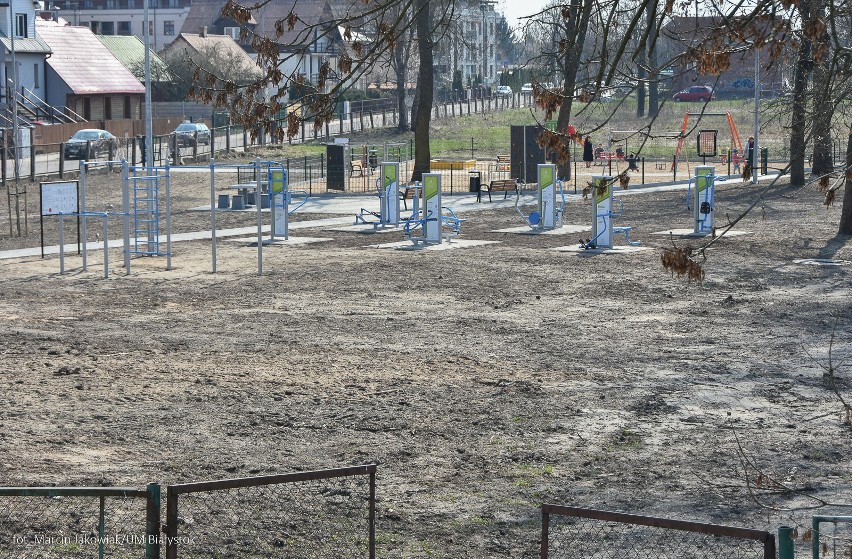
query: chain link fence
[
  {"left": 541, "top": 505, "right": 775, "bottom": 559},
  {"left": 164, "top": 464, "right": 376, "bottom": 559},
  {"left": 810, "top": 516, "right": 852, "bottom": 559},
  {"left": 0, "top": 486, "right": 158, "bottom": 559}
]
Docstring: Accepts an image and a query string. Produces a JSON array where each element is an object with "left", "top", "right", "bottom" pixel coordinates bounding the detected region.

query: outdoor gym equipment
[
  {"left": 691, "top": 166, "right": 715, "bottom": 235},
  {"left": 514, "top": 163, "right": 565, "bottom": 230},
  {"left": 580, "top": 175, "right": 641, "bottom": 250},
  {"left": 265, "top": 162, "right": 308, "bottom": 240},
  {"left": 355, "top": 162, "right": 401, "bottom": 228},
  {"left": 402, "top": 173, "right": 464, "bottom": 246}
]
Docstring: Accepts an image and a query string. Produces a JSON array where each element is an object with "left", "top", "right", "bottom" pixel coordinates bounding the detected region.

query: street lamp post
[{"left": 753, "top": 45, "right": 759, "bottom": 184}]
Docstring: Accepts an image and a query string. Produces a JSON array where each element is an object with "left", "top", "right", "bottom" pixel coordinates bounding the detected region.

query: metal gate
[
  {"left": 541, "top": 505, "right": 775, "bottom": 559},
  {"left": 165, "top": 464, "right": 377, "bottom": 559}
]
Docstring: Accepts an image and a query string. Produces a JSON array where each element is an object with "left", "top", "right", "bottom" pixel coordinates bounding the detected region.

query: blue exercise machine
[
  {"left": 402, "top": 173, "right": 464, "bottom": 246},
  {"left": 514, "top": 163, "right": 565, "bottom": 230},
  {"left": 580, "top": 175, "right": 641, "bottom": 249},
  {"left": 355, "top": 162, "right": 401, "bottom": 229}
]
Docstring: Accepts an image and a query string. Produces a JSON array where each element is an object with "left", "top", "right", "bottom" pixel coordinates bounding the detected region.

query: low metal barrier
[
  {"left": 541, "top": 505, "right": 776, "bottom": 559},
  {"left": 812, "top": 516, "right": 852, "bottom": 559},
  {"left": 165, "top": 464, "right": 377, "bottom": 559},
  {"left": 0, "top": 485, "right": 160, "bottom": 559}
]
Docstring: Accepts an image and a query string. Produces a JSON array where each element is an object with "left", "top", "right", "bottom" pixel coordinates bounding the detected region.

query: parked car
[
  {"left": 520, "top": 83, "right": 534, "bottom": 94},
  {"left": 672, "top": 85, "right": 715, "bottom": 102},
  {"left": 174, "top": 122, "right": 211, "bottom": 147},
  {"left": 496, "top": 85, "right": 513, "bottom": 96},
  {"left": 63, "top": 129, "right": 118, "bottom": 160}
]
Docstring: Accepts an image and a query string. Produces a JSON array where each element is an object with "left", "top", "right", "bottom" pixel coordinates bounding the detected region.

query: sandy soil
[{"left": 0, "top": 163, "right": 850, "bottom": 558}]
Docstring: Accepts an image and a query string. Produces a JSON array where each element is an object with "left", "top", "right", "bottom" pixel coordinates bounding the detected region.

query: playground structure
[
  {"left": 514, "top": 164, "right": 565, "bottom": 231},
  {"left": 690, "top": 166, "right": 715, "bottom": 235},
  {"left": 42, "top": 160, "right": 174, "bottom": 277},
  {"left": 355, "top": 162, "right": 401, "bottom": 229},
  {"left": 402, "top": 173, "right": 464, "bottom": 246},
  {"left": 673, "top": 111, "right": 743, "bottom": 179},
  {"left": 581, "top": 175, "right": 641, "bottom": 250},
  {"left": 605, "top": 129, "right": 683, "bottom": 178}
]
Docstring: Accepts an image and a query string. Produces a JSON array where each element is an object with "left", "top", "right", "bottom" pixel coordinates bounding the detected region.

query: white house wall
[{"left": 67, "top": 7, "right": 190, "bottom": 51}]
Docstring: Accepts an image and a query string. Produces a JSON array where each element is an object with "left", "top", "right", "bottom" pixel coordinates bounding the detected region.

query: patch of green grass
[{"left": 612, "top": 428, "right": 643, "bottom": 449}]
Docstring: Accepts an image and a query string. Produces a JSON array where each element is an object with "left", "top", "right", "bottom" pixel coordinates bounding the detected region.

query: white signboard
[{"left": 41, "top": 181, "right": 78, "bottom": 216}]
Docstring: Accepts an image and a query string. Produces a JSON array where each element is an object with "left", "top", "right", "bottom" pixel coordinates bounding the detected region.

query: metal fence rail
[
  {"left": 0, "top": 485, "right": 160, "bottom": 559},
  {"left": 164, "top": 464, "right": 377, "bottom": 559},
  {"left": 541, "top": 505, "right": 776, "bottom": 559},
  {"left": 812, "top": 516, "right": 852, "bottom": 559}
]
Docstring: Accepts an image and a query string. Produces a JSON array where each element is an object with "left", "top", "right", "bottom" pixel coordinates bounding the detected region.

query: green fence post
[
  {"left": 99, "top": 496, "right": 106, "bottom": 559},
  {"left": 779, "top": 526, "right": 794, "bottom": 559},
  {"left": 812, "top": 517, "right": 820, "bottom": 559},
  {"left": 146, "top": 483, "right": 161, "bottom": 559}
]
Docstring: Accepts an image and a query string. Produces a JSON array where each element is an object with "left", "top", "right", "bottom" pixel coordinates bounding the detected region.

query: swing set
[{"left": 673, "top": 111, "right": 743, "bottom": 176}]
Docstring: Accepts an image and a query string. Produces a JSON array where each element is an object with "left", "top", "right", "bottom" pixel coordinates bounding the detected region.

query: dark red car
[{"left": 672, "top": 85, "right": 714, "bottom": 102}]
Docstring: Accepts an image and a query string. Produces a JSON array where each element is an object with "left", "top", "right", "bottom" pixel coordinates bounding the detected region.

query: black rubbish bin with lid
[{"left": 469, "top": 170, "right": 481, "bottom": 193}]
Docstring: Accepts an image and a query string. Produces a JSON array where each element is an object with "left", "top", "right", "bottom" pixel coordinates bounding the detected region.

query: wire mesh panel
[
  {"left": 0, "top": 488, "right": 151, "bottom": 559},
  {"left": 166, "top": 464, "right": 376, "bottom": 559},
  {"left": 813, "top": 516, "right": 852, "bottom": 559},
  {"left": 541, "top": 505, "right": 774, "bottom": 559}
]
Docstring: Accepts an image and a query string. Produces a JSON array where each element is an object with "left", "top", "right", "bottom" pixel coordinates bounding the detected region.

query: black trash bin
[{"left": 469, "top": 170, "right": 481, "bottom": 193}]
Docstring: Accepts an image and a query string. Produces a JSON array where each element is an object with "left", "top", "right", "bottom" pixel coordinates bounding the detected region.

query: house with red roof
[{"left": 36, "top": 16, "right": 145, "bottom": 121}]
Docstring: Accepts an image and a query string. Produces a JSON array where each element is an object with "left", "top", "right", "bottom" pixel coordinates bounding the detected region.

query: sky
[{"left": 498, "top": 0, "right": 551, "bottom": 31}]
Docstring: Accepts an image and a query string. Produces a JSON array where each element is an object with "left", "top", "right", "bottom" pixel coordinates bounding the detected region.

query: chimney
[{"left": 200, "top": 26, "right": 207, "bottom": 38}]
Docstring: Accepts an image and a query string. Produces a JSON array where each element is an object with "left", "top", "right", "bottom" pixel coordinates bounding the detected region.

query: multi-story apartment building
[
  {"left": 434, "top": 0, "right": 500, "bottom": 87},
  {"left": 49, "top": 0, "right": 191, "bottom": 51}
]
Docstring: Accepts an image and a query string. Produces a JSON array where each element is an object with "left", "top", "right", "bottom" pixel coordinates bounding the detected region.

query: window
[
  {"left": 101, "top": 21, "right": 115, "bottom": 35},
  {"left": 149, "top": 21, "right": 154, "bottom": 35},
  {"left": 90, "top": 21, "right": 100, "bottom": 34},
  {"left": 224, "top": 26, "right": 240, "bottom": 40},
  {"left": 106, "top": 0, "right": 115, "bottom": 7},
  {"left": 124, "top": 96, "right": 131, "bottom": 119},
  {"left": 15, "top": 14, "right": 27, "bottom": 38},
  {"left": 163, "top": 20, "right": 174, "bottom": 36},
  {"left": 33, "top": 64, "right": 39, "bottom": 88},
  {"left": 104, "top": 97, "right": 112, "bottom": 120},
  {"left": 118, "top": 21, "right": 131, "bottom": 35}
]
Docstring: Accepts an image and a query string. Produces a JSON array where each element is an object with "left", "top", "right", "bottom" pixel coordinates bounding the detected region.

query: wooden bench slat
[{"left": 477, "top": 178, "right": 518, "bottom": 202}]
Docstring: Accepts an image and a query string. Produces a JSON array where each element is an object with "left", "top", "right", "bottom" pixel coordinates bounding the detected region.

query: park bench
[
  {"left": 400, "top": 186, "right": 416, "bottom": 210},
  {"left": 350, "top": 159, "right": 367, "bottom": 177},
  {"left": 477, "top": 178, "right": 518, "bottom": 202}
]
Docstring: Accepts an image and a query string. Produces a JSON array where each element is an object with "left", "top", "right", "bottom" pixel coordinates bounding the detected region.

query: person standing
[
  {"left": 745, "top": 136, "right": 755, "bottom": 171},
  {"left": 583, "top": 136, "right": 593, "bottom": 168}
]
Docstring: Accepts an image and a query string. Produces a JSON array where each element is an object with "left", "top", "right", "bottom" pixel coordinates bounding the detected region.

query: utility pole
[{"left": 753, "top": 45, "right": 759, "bottom": 184}]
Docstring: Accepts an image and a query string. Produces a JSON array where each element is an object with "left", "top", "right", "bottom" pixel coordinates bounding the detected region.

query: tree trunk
[
  {"left": 555, "top": 0, "right": 593, "bottom": 179},
  {"left": 810, "top": 0, "right": 832, "bottom": 176},
  {"left": 647, "top": 0, "right": 659, "bottom": 118},
  {"left": 394, "top": 39, "right": 409, "bottom": 132},
  {"left": 412, "top": 0, "right": 433, "bottom": 183},
  {"left": 790, "top": 0, "right": 812, "bottom": 186},
  {"left": 840, "top": 131, "right": 852, "bottom": 234},
  {"left": 636, "top": 63, "right": 646, "bottom": 118}
]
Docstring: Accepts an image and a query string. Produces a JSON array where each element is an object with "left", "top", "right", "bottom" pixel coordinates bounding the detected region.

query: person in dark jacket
[{"left": 583, "top": 136, "right": 593, "bottom": 168}]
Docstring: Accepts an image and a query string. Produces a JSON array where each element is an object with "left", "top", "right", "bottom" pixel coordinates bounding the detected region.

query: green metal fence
[
  {"left": 541, "top": 505, "right": 776, "bottom": 559},
  {"left": 0, "top": 485, "right": 160, "bottom": 559}
]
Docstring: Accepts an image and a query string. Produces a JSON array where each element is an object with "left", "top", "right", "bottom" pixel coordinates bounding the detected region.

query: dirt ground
[{"left": 0, "top": 162, "right": 851, "bottom": 558}]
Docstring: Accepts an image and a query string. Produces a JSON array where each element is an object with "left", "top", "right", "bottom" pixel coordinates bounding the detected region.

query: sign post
[{"left": 39, "top": 180, "right": 79, "bottom": 258}]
